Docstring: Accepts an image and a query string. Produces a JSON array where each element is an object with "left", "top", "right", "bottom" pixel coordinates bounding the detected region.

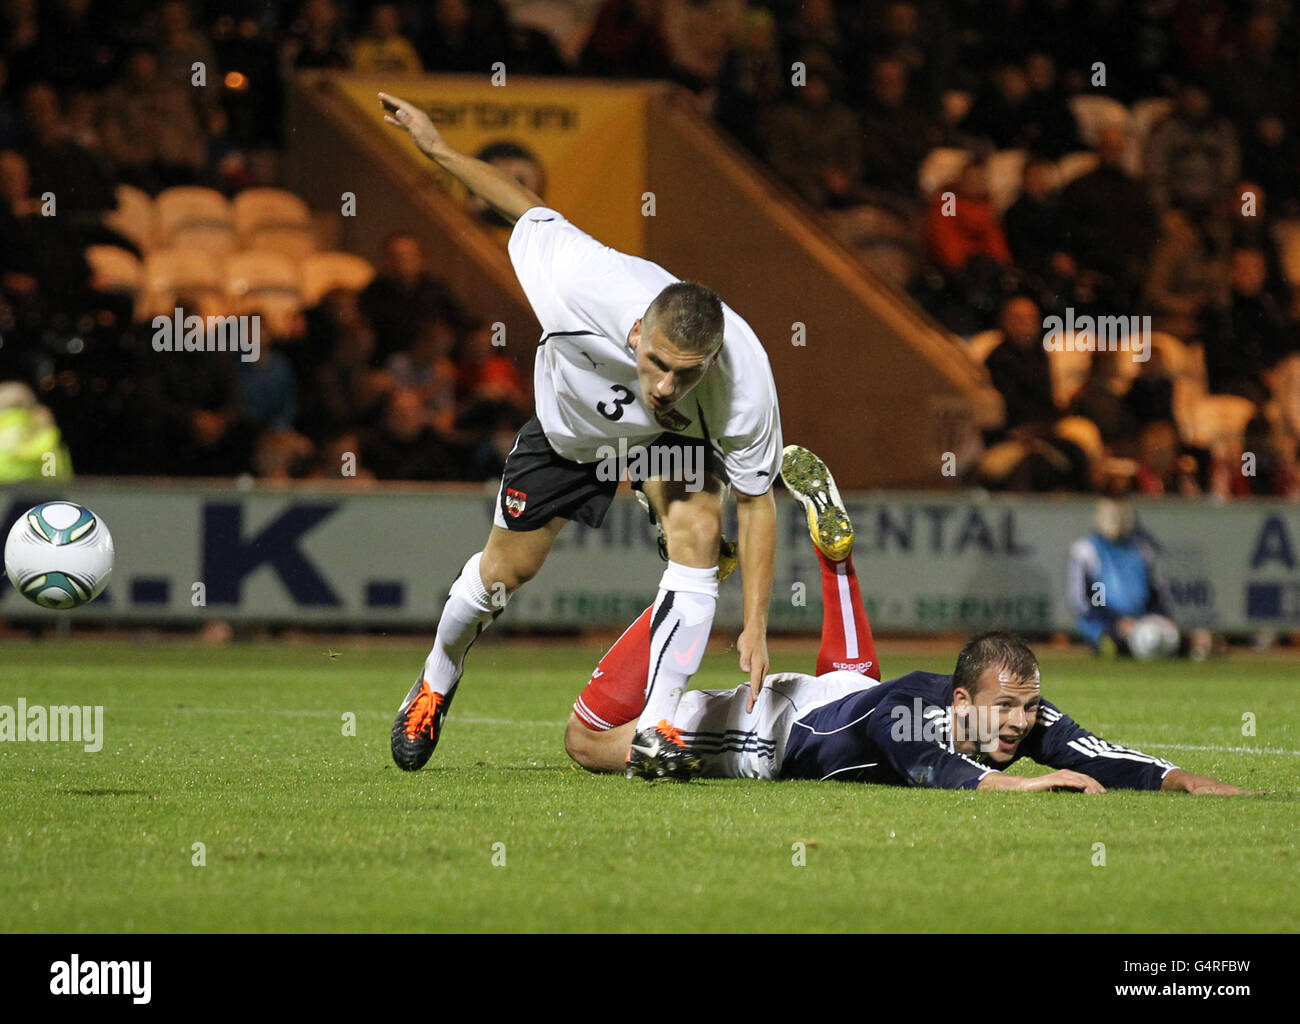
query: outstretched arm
[
  {"left": 379, "top": 92, "right": 545, "bottom": 225},
  {"left": 978, "top": 769, "right": 1106, "bottom": 793},
  {"left": 1160, "top": 769, "right": 1267, "bottom": 795},
  {"left": 735, "top": 488, "right": 776, "bottom": 711},
  {"left": 1023, "top": 700, "right": 1265, "bottom": 794}
]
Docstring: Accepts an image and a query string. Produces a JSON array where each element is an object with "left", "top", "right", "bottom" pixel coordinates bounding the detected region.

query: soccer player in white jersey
[
  {"left": 565, "top": 446, "right": 1259, "bottom": 795},
  {"left": 379, "top": 92, "right": 792, "bottom": 777}
]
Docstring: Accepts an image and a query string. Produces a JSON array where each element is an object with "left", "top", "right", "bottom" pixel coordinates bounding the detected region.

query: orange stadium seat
[
  {"left": 85, "top": 244, "right": 143, "bottom": 295},
  {"left": 1069, "top": 94, "right": 1130, "bottom": 146},
  {"left": 1271, "top": 219, "right": 1300, "bottom": 288},
  {"left": 1055, "top": 150, "right": 1099, "bottom": 187},
  {"left": 986, "top": 149, "right": 1026, "bottom": 213},
  {"left": 225, "top": 250, "right": 303, "bottom": 321},
  {"left": 103, "top": 184, "right": 155, "bottom": 252},
  {"left": 245, "top": 225, "right": 318, "bottom": 260},
  {"left": 299, "top": 252, "right": 375, "bottom": 305},
  {"left": 233, "top": 187, "right": 311, "bottom": 236},
  {"left": 1055, "top": 414, "right": 1104, "bottom": 463},
  {"left": 156, "top": 186, "right": 235, "bottom": 251},
  {"left": 1130, "top": 97, "right": 1176, "bottom": 149},
  {"left": 964, "top": 329, "right": 1002, "bottom": 364},
  {"left": 143, "top": 248, "right": 225, "bottom": 296},
  {"left": 1185, "top": 394, "right": 1257, "bottom": 451},
  {"left": 917, "top": 147, "right": 969, "bottom": 197},
  {"left": 234, "top": 188, "right": 317, "bottom": 258},
  {"left": 1046, "top": 342, "right": 1092, "bottom": 408}
]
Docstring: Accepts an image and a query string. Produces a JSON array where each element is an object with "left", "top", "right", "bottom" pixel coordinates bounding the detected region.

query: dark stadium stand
[{"left": 0, "top": 0, "right": 1297, "bottom": 497}]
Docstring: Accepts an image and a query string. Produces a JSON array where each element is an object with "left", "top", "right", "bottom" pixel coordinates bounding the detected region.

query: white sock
[
  {"left": 421, "top": 552, "right": 504, "bottom": 696},
  {"left": 636, "top": 561, "right": 718, "bottom": 731}
]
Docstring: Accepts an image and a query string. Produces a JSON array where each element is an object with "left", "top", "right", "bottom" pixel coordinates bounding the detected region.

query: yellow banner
[{"left": 334, "top": 74, "right": 652, "bottom": 255}]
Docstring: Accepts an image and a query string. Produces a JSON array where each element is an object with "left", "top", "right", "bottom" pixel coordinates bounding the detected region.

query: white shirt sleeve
[
  {"left": 508, "top": 207, "right": 660, "bottom": 336},
  {"left": 722, "top": 391, "right": 782, "bottom": 496}
]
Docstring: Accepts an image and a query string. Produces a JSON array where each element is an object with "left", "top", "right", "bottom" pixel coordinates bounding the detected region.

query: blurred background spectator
[{"left": 0, "top": 0, "right": 1295, "bottom": 498}]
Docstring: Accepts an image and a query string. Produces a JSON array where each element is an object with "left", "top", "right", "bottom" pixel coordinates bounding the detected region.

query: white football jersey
[{"left": 508, "top": 207, "right": 782, "bottom": 496}]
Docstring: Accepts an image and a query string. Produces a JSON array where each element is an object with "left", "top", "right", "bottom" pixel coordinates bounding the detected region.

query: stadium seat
[
  {"left": 1272, "top": 353, "right": 1300, "bottom": 440},
  {"left": 918, "top": 147, "right": 969, "bottom": 197},
  {"left": 143, "top": 248, "right": 226, "bottom": 297},
  {"left": 167, "top": 223, "right": 240, "bottom": 254},
  {"left": 103, "top": 184, "right": 155, "bottom": 253},
  {"left": 226, "top": 250, "right": 300, "bottom": 295},
  {"left": 1173, "top": 343, "right": 1212, "bottom": 443},
  {"left": 299, "top": 252, "right": 376, "bottom": 305},
  {"left": 964, "top": 329, "right": 1002, "bottom": 364},
  {"left": 1105, "top": 330, "right": 1207, "bottom": 439},
  {"left": 1112, "top": 330, "right": 1188, "bottom": 385},
  {"left": 1130, "top": 97, "right": 1176, "bottom": 147},
  {"left": 233, "top": 187, "right": 311, "bottom": 237},
  {"left": 156, "top": 186, "right": 235, "bottom": 250},
  {"left": 84, "top": 245, "right": 143, "bottom": 295},
  {"left": 1150, "top": 331, "right": 1187, "bottom": 369},
  {"left": 1046, "top": 343, "right": 1092, "bottom": 407},
  {"left": 1184, "top": 394, "right": 1257, "bottom": 451},
  {"left": 1069, "top": 95, "right": 1130, "bottom": 146},
  {"left": 986, "top": 149, "right": 1026, "bottom": 213},
  {"left": 1055, "top": 150, "right": 1099, "bottom": 187},
  {"left": 1055, "top": 415, "right": 1104, "bottom": 464},
  {"left": 245, "top": 224, "right": 318, "bottom": 260},
  {"left": 1271, "top": 219, "right": 1300, "bottom": 287},
  {"left": 225, "top": 250, "right": 302, "bottom": 320}
]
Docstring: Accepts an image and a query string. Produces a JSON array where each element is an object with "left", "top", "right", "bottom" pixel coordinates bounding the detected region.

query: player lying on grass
[
  {"left": 379, "top": 92, "right": 784, "bottom": 778},
  {"left": 564, "top": 446, "right": 1257, "bottom": 794}
]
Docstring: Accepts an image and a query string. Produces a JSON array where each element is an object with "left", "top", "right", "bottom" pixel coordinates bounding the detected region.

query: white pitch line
[
  {"left": 91, "top": 710, "right": 1300, "bottom": 753},
  {"left": 114, "top": 707, "right": 567, "bottom": 727},
  {"left": 1141, "top": 742, "right": 1300, "bottom": 757},
  {"left": 458, "top": 715, "right": 567, "bottom": 728}
]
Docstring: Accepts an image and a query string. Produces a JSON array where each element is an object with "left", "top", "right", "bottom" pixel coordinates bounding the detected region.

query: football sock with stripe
[
  {"left": 572, "top": 606, "right": 654, "bottom": 731},
  {"left": 636, "top": 561, "right": 718, "bottom": 732},
  {"left": 421, "top": 552, "right": 504, "bottom": 696},
  {"left": 814, "top": 549, "right": 880, "bottom": 679}
]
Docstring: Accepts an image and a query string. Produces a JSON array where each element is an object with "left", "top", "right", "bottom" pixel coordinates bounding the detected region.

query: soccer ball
[
  {"left": 1128, "top": 614, "right": 1180, "bottom": 661},
  {"left": 3, "top": 502, "right": 115, "bottom": 610}
]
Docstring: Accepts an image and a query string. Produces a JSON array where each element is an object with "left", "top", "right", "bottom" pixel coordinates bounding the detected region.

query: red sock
[
  {"left": 572, "top": 606, "right": 652, "bottom": 731},
  {"left": 815, "top": 550, "right": 880, "bottom": 679}
]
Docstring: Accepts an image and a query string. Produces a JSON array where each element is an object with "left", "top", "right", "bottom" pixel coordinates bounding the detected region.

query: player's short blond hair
[{"left": 643, "top": 282, "right": 724, "bottom": 355}]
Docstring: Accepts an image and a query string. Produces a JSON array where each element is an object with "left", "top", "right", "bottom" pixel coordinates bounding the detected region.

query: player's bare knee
[
  {"left": 481, "top": 560, "right": 534, "bottom": 594},
  {"left": 480, "top": 522, "right": 564, "bottom": 594},
  {"left": 478, "top": 555, "right": 525, "bottom": 595},
  {"left": 564, "top": 714, "right": 605, "bottom": 772},
  {"left": 480, "top": 542, "right": 545, "bottom": 593}
]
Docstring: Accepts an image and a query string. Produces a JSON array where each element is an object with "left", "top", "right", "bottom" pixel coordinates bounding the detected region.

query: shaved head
[{"left": 642, "top": 281, "right": 724, "bottom": 356}]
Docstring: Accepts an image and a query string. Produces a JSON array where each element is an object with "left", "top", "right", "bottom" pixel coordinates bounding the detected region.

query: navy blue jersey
[{"left": 780, "top": 671, "right": 1179, "bottom": 790}]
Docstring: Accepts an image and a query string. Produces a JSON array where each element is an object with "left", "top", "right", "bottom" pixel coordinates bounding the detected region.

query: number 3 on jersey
[{"left": 596, "top": 384, "right": 637, "bottom": 421}]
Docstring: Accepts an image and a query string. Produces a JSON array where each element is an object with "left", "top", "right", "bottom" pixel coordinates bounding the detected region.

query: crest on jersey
[
  {"left": 654, "top": 406, "right": 692, "bottom": 431},
  {"left": 505, "top": 488, "right": 528, "bottom": 518}
]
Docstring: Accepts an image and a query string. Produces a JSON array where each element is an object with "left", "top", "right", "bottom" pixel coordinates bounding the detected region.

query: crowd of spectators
[
  {"left": 702, "top": 0, "right": 1300, "bottom": 500},
  {"left": 2, "top": 0, "right": 1299, "bottom": 494},
  {"left": 0, "top": 0, "right": 549, "bottom": 482}
]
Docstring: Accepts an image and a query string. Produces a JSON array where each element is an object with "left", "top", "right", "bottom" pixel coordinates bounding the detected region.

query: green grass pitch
[{"left": 0, "top": 637, "right": 1295, "bottom": 933}]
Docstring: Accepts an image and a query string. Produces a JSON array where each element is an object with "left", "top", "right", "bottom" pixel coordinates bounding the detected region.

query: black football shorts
[{"left": 493, "top": 417, "right": 727, "bottom": 531}]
